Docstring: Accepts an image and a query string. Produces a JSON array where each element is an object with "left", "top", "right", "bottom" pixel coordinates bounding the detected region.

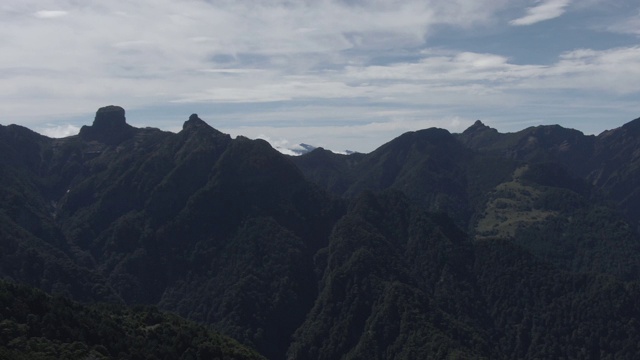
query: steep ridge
[
  {"left": 1, "top": 106, "right": 342, "bottom": 359},
  {"left": 590, "top": 117, "right": 640, "bottom": 229}
]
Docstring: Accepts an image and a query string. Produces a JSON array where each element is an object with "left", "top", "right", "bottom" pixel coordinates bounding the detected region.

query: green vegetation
[
  {"left": 474, "top": 170, "right": 557, "bottom": 240},
  {"left": 0, "top": 280, "right": 265, "bottom": 360}
]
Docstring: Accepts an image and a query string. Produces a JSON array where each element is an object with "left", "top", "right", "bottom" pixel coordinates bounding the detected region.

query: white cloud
[
  {"left": 344, "top": 46, "right": 640, "bottom": 95},
  {"left": 33, "top": 10, "right": 68, "bottom": 19},
  {"left": 253, "top": 135, "right": 313, "bottom": 156},
  {"left": 510, "top": 0, "right": 572, "bottom": 26},
  {"left": 535, "top": 46, "right": 640, "bottom": 93},
  {"left": 37, "top": 123, "right": 80, "bottom": 138}
]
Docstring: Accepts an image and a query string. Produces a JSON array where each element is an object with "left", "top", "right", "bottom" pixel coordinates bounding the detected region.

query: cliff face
[{"left": 78, "top": 105, "right": 135, "bottom": 145}]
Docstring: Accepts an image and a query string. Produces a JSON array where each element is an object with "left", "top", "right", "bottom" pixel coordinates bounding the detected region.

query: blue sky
[{"left": 1, "top": 0, "right": 639, "bottom": 153}]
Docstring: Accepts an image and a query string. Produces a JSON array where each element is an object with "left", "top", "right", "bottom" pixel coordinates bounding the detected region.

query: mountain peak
[
  {"left": 184, "top": 113, "right": 205, "bottom": 128},
  {"left": 457, "top": 119, "right": 501, "bottom": 149},
  {"left": 79, "top": 105, "right": 133, "bottom": 144},
  {"left": 462, "top": 120, "right": 492, "bottom": 135},
  {"left": 93, "top": 105, "right": 127, "bottom": 129},
  {"left": 182, "top": 114, "right": 222, "bottom": 135}
]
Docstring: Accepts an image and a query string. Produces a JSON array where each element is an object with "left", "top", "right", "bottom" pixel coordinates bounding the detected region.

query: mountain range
[{"left": 2, "top": 105, "right": 640, "bottom": 359}]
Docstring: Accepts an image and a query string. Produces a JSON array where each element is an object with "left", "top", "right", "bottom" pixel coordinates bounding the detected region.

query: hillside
[
  {"left": 3, "top": 106, "right": 640, "bottom": 358},
  {"left": 0, "top": 279, "right": 265, "bottom": 360}
]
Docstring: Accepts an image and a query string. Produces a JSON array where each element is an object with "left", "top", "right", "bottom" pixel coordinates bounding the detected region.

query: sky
[{"left": 1, "top": 0, "right": 640, "bottom": 153}]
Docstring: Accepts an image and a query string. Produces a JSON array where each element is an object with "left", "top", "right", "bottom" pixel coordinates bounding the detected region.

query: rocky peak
[
  {"left": 182, "top": 114, "right": 209, "bottom": 130},
  {"left": 456, "top": 119, "right": 500, "bottom": 149},
  {"left": 182, "top": 113, "right": 224, "bottom": 136},
  {"left": 79, "top": 105, "right": 133, "bottom": 144},
  {"left": 462, "top": 120, "right": 492, "bottom": 135},
  {"left": 93, "top": 105, "right": 127, "bottom": 130}
]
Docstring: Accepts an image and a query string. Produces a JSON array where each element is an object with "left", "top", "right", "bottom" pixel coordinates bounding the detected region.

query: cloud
[
  {"left": 0, "top": 0, "right": 512, "bottom": 126},
  {"left": 344, "top": 46, "right": 640, "bottom": 95},
  {"left": 199, "top": 44, "right": 640, "bottom": 151},
  {"left": 538, "top": 46, "right": 640, "bottom": 93},
  {"left": 252, "top": 135, "right": 309, "bottom": 156},
  {"left": 510, "top": 0, "right": 572, "bottom": 26},
  {"left": 37, "top": 123, "right": 80, "bottom": 138},
  {"left": 608, "top": 11, "right": 640, "bottom": 36},
  {"left": 33, "top": 10, "right": 68, "bottom": 19}
]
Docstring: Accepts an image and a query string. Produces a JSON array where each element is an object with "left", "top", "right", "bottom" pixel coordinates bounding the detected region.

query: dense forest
[
  {"left": 0, "top": 280, "right": 265, "bottom": 359},
  {"left": 2, "top": 105, "right": 640, "bottom": 359}
]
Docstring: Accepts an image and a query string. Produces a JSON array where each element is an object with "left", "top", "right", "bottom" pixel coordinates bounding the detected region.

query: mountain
[
  {"left": 1, "top": 106, "right": 344, "bottom": 360},
  {"left": 291, "top": 127, "right": 516, "bottom": 227},
  {"left": 3, "top": 106, "right": 640, "bottom": 358},
  {"left": 292, "top": 119, "right": 640, "bottom": 280},
  {"left": 456, "top": 119, "right": 640, "bottom": 231}
]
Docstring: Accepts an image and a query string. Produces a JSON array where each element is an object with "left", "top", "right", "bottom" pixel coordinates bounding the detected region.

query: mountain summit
[
  {"left": 79, "top": 105, "right": 134, "bottom": 144},
  {"left": 464, "top": 119, "right": 490, "bottom": 133},
  {"left": 93, "top": 105, "right": 127, "bottom": 128}
]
